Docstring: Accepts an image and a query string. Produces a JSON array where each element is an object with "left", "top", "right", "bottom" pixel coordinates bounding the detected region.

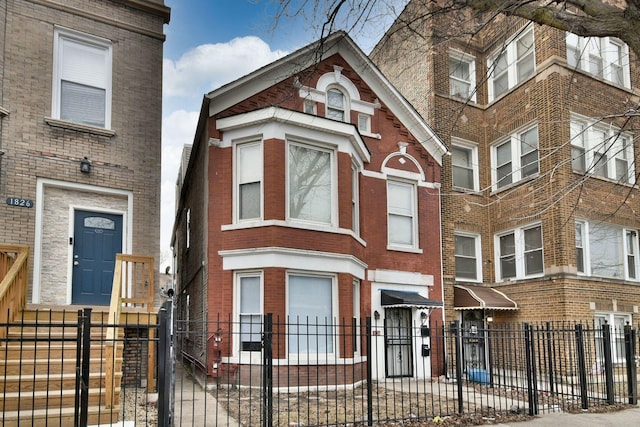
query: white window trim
[
  {"left": 286, "top": 139, "right": 337, "bottom": 227},
  {"left": 351, "top": 161, "right": 360, "bottom": 236},
  {"left": 575, "top": 220, "right": 640, "bottom": 281},
  {"left": 234, "top": 139, "right": 264, "bottom": 223},
  {"left": 494, "top": 223, "right": 544, "bottom": 282},
  {"left": 491, "top": 124, "right": 539, "bottom": 191},
  {"left": 570, "top": 114, "right": 635, "bottom": 185},
  {"left": 566, "top": 33, "right": 631, "bottom": 89},
  {"left": 449, "top": 49, "right": 477, "bottom": 102},
  {"left": 326, "top": 86, "right": 349, "bottom": 122},
  {"left": 488, "top": 24, "right": 536, "bottom": 102},
  {"left": 386, "top": 179, "right": 420, "bottom": 253},
  {"left": 51, "top": 27, "right": 112, "bottom": 129},
  {"left": 595, "top": 311, "right": 632, "bottom": 364},
  {"left": 286, "top": 271, "right": 338, "bottom": 361},
  {"left": 451, "top": 138, "right": 480, "bottom": 192},
  {"left": 353, "top": 278, "right": 361, "bottom": 356},
  {"left": 454, "top": 231, "right": 482, "bottom": 282},
  {"left": 234, "top": 271, "right": 264, "bottom": 361},
  {"left": 186, "top": 208, "right": 191, "bottom": 250}
]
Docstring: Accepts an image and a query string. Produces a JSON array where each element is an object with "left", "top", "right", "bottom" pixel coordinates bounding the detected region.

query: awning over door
[
  {"left": 380, "top": 290, "right": 444, "bottom": 309},
  {"left": 454, "top": 284, "right": 518, "bottom": 311}
]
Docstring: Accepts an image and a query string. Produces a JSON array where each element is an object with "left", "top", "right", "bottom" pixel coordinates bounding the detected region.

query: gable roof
[{"left": 206, "top": 31, "right": 447, "bottom": 165}]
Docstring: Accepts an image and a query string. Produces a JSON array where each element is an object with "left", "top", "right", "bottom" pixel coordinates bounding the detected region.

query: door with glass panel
[{"left": 384, "top": 308, "right": 413, "bottom": 377}]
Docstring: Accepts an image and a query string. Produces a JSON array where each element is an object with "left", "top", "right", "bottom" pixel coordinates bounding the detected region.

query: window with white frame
[
  {"left": 185, "top": 208, "right": 191, "bottom": 250},
  {"left": 358, "top": 114, "right": 371, "bottom": 133},
  {"left": 236, "top": 142, "right": 262, "bottom": 221},
  {"left": 488, "top": 25, "right": 535, "bottom": 101},
  {"left": 451, "top": 140, "right": 479, "bottom": 191},
  {"left": 326, "top": 88, "right": 347, "bottom": 121},
  {"left": 387, "top": 180, "right": 418, "bottom": 249},
  {"left": 570, "top": 116, "right": 635, "bottom": 184},
  {"left": 288, "top": 273, "right": 334, "bottom": 354},
  {"left": 495, "top": 224, "right": 543, "bottom": 281},
  {"left": 304, "top": 99, "right": 316, "bottom": 114},
  {"left": 575, "top": 220, "right": 639, "bottom": 281},
  {"left": 52, "top": 28, "right": 112, "bottom": 128},
  {"left": 455, "top": 232, "right": 482, "bottom": 281},
  {"left": 351, "top": 162, "right": 360, "bottom": 235},
  {"left": 595, "top": 312, "right": 631, "bottom": 364},
  {"left": 288, "top": 141, "right": 334, "bottom": 225},
  {"left": 238, "top": 273, "right": 262, "bottom": 352},
  {"left": 566, "top": 33, "right": 630, "bottom": 88},
  {"left": 492, "top": 125, "right": 539, "bottom": 189},
  {"left": 449, "top": 50, "right": 476, "bottom": 101},
  {"left": 353, "top": 279, "right": 360, "bottom": 355}
]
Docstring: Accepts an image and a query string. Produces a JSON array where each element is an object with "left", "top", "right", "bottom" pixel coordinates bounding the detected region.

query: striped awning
[{"left": 454, "top": 284, "right": 518, "bottom": 311}]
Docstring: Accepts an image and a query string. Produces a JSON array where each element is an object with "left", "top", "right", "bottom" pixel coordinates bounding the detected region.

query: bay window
[
  {"left": 570, "top": 116, "right": 635, "bottom": 184},
  {"left": 236, "top": 142, "right": 262, "bottom": 221},
  {"left": 288, "top": 274, "right": 335, "bottom": 354},
  {"left": 575, "top": 220, "right": 640, "bottom": 281},
  {"left": 566, "top": 33, "right": 630, "bottom": 88},
  {"left": 288, "top": 142, "right": 334, "bottom": 225}
]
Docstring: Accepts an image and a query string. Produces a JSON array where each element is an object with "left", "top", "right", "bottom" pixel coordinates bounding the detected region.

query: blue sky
[{"left": 160, "top": 0, "right": 403, "bottom": 266}]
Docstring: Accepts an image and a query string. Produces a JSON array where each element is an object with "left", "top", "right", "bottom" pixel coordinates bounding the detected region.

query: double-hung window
[
  {"left": 288, "top": 274, "right": 335, "bottom": 354},
  {"left": 387, "top": 180, "right": 418, "bottom": 250},
  {"left": 52, "top": 28, "right": 112, "bottom": 128},
  {"left": 452, "top": 140, "right": 479, "bottom": 191},
  {"left": 326, "top": 88, "right": 347, "bottom": 121},
  {"left": 488, "top": 25, "right": 535, "bottom": 101},
  {"left": 570, "top": 116, "right": 635, "bottom": 184},
  {"left": 495, "top": 224, "right": 543, "bottom": 281},
  {"left": 351, "top": 162, "right": 360, "bottom": 235},
  {"left": 575, "top": 220, "right": 639, "bottom": 281},
  {"left": 236, "top": 142, "right": 262, "bottom": 221},
  {"left": 238, "top": 273, "right": 262, "bottom": 352},
  {"left": 455, "top": 233, "right": 482, "bottom": 281},
  {"left": 492, "top": 125, "right": 539, "bottom": 190},
  {"left": 566, "top": 33, "right": 630, "bottom": 88},
  {"left": 288, "top": 141, "right": 334, "bottom": 225},
  {"left": 449, "top": 50, "right": 476, "bottom": 101}
]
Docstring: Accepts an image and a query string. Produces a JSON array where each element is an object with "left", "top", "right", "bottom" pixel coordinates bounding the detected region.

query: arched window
[{"left": 326, "top": 88, "right": 346, "bottom": 121}]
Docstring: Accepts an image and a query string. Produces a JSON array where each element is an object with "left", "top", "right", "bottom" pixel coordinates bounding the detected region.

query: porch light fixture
[
  {"left": 80, "top": 157, "right": 91, "bottom": 174},
  {"left": 374, "top": 310, "right": 380, "bottom": 320}
]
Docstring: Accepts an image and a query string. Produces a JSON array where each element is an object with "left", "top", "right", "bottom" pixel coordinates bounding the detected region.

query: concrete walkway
[
  {"left": 172, "top": 364, "right": 239, "bottom": 427},
  {"left": 497, "top": 404, "right": 640, "bottom": 426}
]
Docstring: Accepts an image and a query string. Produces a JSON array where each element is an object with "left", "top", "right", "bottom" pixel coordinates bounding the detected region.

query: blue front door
[{"left": 72, "top": 210, "right": 123, "bottom": 305}]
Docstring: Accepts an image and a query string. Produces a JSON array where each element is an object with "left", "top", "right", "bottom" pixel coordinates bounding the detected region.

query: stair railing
[
  {"left": 0, "top": 244, "right": 29, "bottom": 340},
  {"left": 104, "top": 253, "right": 155, "bottom": 409}
]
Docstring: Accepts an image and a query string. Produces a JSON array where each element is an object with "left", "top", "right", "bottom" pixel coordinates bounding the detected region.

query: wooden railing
[
  {"left": 104, "top": 253, "right": 155, "bottom": 409},
  {"left": 0, "top": 245, "right": 29, "bottom": 340}
]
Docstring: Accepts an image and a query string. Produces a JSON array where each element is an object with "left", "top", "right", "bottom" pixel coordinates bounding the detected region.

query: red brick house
[{"left": 172, "top": 31, "right": 447, "bottom": 384}]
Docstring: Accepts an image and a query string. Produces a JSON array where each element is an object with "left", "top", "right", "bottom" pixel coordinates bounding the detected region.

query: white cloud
[{"left": 163, "top": 36, "right": 288, "bottom": 98}]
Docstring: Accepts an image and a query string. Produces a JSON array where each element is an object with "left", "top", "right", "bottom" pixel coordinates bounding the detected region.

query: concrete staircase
[{"left": 0, "top": 306, "right": 123, "bottom": 426}]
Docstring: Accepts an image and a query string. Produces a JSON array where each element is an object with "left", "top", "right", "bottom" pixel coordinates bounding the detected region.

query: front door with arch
[{"left": 72, "top": 210, "right": 123, "bottom": 305}]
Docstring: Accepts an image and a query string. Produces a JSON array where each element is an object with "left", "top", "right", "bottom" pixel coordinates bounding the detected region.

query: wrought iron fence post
[
  {"left": 262, "top": 313, "right": 273, "bottom": 427},
  {"left": 524, "top": 323, "right": 538, "bottom": 416},
  {"left": 79, "top": 308, "right": 92, "bottom": 427},
  {"left": 365, "top": 316, "right": 373, "bottom": 427},
  {"left": 602, "top": 323, "right": 615, "bottom": 404},
  {"left": 452, "top": 321, "right": 464, "bottom": 414},
  {"left": 74, "top": 310, "right": 83, "bottom": 427},
  {"left": 624, "top": 325, "right": 637, "bottom": 404},
  {"left": 575, "top": 324, "right": 589, "bottom": 410},
  {"left": 158, "top": 301, "right": 172, "bottom": 427},
  {"left": 546, "top": 322, "right": 555, "bottom": 394}
]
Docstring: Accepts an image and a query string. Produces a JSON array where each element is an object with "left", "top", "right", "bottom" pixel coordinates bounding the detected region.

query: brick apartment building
[
  {"left": 172, "top": 31, "right": 447, "bottom": 384},
  {"left": 373, "top": 1, "right": 640, "bottom": 367},
  {"left": 0, "top": 0, "right": 169, "bottom": 305}
]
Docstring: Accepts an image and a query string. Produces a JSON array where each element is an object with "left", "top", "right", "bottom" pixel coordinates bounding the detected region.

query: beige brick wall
[
  {"left": 374, "top": 6, "right": 640, "bottom": 325},
  {"left": 0, "top": 0, "right": 168, "bottom": 303}
]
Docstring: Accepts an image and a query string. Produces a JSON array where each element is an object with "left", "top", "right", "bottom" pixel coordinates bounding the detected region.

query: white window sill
[
  {"left": 452, "top": 186, "right": 482, "bottom": 195},
  {"left": 0, "top": 106, "right": 9, "bottom": 117},
  {"left": 45, "top": 117, "right": 116, "bottom": 137},
  {"left": 491, "top": 173, "right": 539, "bottom": 195},
  {"left": 387, "top": 245, "right": 423, "bottom": 254},
  {"left": 572, "top": 170, "right": 636, "bottom": 188}
]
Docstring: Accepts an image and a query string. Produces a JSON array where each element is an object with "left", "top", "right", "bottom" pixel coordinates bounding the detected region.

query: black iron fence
[{"left": 0, "top": 305, "right": 638, "bottom": 426}]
